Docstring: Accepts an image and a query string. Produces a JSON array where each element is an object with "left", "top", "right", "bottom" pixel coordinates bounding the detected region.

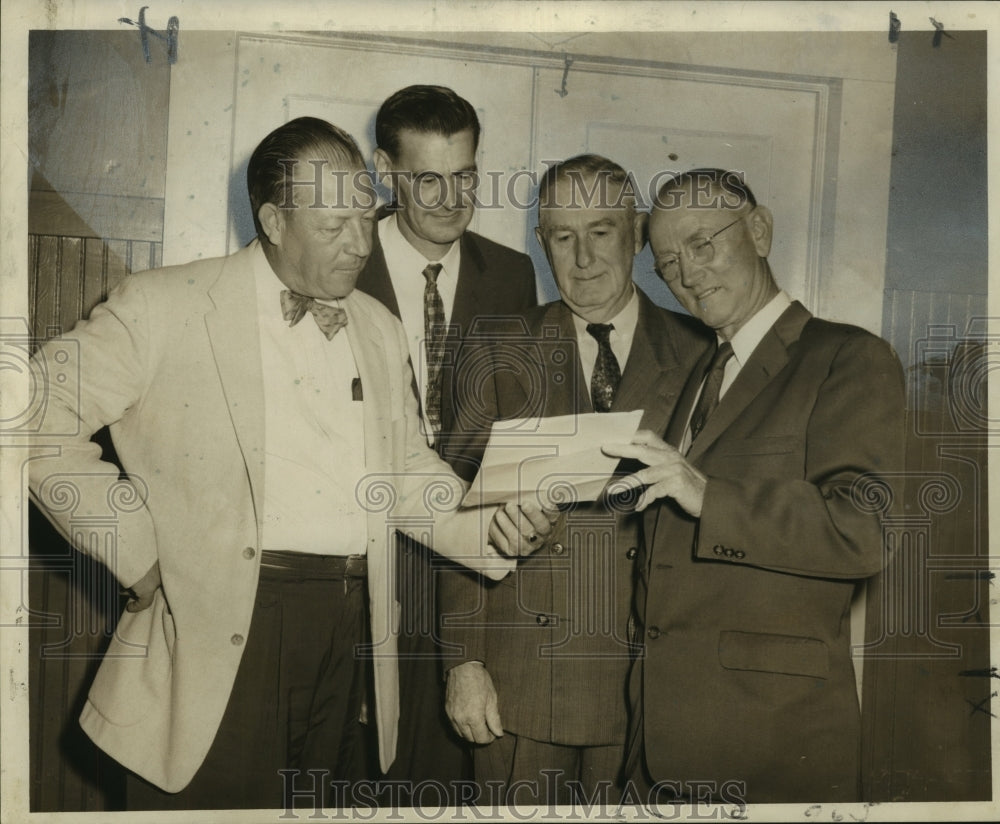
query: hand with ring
[{"left": 488, "top": 500, "right": 558, "bottom": 557}]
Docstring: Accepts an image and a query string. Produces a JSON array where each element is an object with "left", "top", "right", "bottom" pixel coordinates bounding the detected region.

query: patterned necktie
[
  {"left": 422, "top": 263, "right": 446, "bottom": 433},
  {"left": 586, "top": 322, "right": 621, "bottom": 413},
  {"left": 280, "top": 290, "right": 348, "bottom": 340},
  {"left": 689, "top": 340, "right": 734, "bottom": 442}
]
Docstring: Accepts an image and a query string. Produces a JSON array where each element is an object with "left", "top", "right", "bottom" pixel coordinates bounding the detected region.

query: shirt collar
[
  {"left": 379, "top": 212, "right": 461, "bottom": 278},
  {"left": 725, "top": 290, "right": 792, "bottom": 367},
  {"left": 571, "top": 284, "right": 639, "bottom": 340}
]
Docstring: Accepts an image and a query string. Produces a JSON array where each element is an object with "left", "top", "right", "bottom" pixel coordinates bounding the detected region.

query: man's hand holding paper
[
  {"left": 462, "top": 409, "right": 645, "bottom": 510},
  {"left": 488, "top": 499, "right": 560, "bottom": 557}
]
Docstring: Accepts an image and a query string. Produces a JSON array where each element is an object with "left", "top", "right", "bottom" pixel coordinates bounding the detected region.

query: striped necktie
[
  {"left": 422, "top": 263, "right": 446, "bottom": 433},
  {"left": 689, "top": 341, "right": 734, "bottom": 441}
]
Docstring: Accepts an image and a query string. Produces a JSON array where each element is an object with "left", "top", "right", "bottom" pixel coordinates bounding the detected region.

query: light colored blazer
[{"left": 28, "top": 242, "right": 513, "bottom": 792}]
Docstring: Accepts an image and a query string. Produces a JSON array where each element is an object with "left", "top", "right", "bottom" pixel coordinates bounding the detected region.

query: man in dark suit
[
  {"left": 438, "top": 155, "right": 710, "bottom": 805},
  {"left": 606, "top": 168, "right": 906, "bottom": 804},
  {"left": 355, "top": 85, "right": 537, "bottom": 796}
]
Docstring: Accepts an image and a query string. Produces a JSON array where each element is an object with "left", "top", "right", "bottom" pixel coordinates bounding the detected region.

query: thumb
[
  {"left": 125, "top": 591, "right": 155, "bottom": 613},
  {"left": 485, "top": 695, "right": 504, "bottom": 738}
]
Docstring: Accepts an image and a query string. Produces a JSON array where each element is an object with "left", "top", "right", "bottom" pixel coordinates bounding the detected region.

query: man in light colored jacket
[{"left": 28, "top": 116, "right": 549, "bottom": 810}]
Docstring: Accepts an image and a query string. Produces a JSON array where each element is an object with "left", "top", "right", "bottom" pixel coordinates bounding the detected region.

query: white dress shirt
[
  {"left": 572, "top": 286, "right": 640, "bottom": 400},
  {"left": 378, "top": 213, "right": 461, "bottom": 446},
  {"left": 253, "top": 245, "right": 367, "bottom": 554},
  {"left": 681, "top": 290, "right": 792, "bottom": 454}
]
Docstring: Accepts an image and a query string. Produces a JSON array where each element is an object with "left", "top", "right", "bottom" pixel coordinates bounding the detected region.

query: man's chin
[
  {"left": 319, "top": 271, "right": 363, "bottom": 300},
  {"left": 427, "top": 213, "right": 473, "bottom": 236}
]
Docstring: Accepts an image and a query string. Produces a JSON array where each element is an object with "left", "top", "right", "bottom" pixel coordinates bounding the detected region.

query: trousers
[
  {"left": 126, "top": 552, "right": 373, "bottom": 811},
  {"left": 473, "top": 731, "right": 625, "bottom": 807}
]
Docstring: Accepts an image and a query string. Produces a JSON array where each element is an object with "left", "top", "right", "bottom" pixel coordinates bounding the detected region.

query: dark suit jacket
[
  {"left": 354, "top": 218, "right": 536, "bottom": 790},
  {"left": 635, "top": 300, "right": 906, "bottom": 803},
  {"left": 356, "top": 222, "right": 537, "bottom": 441},
  {"left": 439, "top": 292, "right": 711, "bottom": 746}
]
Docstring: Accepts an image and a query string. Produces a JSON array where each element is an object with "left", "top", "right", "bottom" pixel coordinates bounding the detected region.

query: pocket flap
[{"left": 718, "top": 630, "right": 829, "bottom": 679}]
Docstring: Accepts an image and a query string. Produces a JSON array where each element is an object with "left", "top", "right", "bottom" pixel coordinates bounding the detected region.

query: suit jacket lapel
[
  {"left": 356, "top": 229, "right": 402, "bottom": 320},
  {"left": 204, "top": 243, "right": 266, "bottom": 513},
  {"left": 613, "top": 291, "right": 688, "bottom": 437},
  {"left": 342, "top": 292, "right": 392, "bottom": 676},
  {"left": 539, "top": 302, "right": 592, "bottom": 417},
  {"left": 665, "top": 344, "right": 713, "bottom": 448},
  {"left": 343, "top": 292, "right": 391, "bottom": 473},
  {"left": 342, "top": 291, "right": 399, "bottom": 771},
  {"left": 685, "top": 301, "right": 811, "bottom": 463},
  {"left": 452, "top": 233, "right": 484, "bottom": 333}
]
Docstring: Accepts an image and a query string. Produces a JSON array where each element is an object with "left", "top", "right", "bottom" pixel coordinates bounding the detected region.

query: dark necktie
[
  {"left": 689, "top": 340, "right": 734, "bottom": 442},
  {"left": 586, "top": 322, "right": 621, "bottom": 413},
  {"left": 422, "top": 263, "right": 446, "bottom": 433},
  {"left": 280, "top": 290, "right": 348, "bottom": 340}
]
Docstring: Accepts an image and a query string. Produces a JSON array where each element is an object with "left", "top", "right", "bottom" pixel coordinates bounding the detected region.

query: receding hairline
[{"left": 537, "top": 173, "right": 638, "bottom": 225}]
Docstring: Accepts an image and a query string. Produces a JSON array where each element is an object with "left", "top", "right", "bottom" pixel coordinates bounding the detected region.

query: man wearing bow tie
[{"left": 27, "top": 116, "right": 549, "bottom": 811}]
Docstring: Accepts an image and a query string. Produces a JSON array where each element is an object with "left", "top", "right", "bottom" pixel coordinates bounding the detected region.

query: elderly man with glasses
[{"left": 606, "top": 168, "right": 906, "bottom": 805}]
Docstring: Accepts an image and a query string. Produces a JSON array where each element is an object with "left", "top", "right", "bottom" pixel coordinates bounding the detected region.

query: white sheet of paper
[{"left": 461, "top": 410, "right": 644, "bottom": 507}]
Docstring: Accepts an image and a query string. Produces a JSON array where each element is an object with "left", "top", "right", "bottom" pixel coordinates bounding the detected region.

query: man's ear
[
  {"left": 373, "top": 148, "right": 396, "bottom": 192},
  {"left": 258, "top": 203, "right": 283, "bottom": 246},
  {"left": 632, "top": 211, "right": 649, "bottom": 256},
  {"left": 749, "top": 205, "right": 773, "bottom": 258},
  {"left": 534, "top": 225, "right": 556, "bottom": 269},
  {"left": 534, "top": 225, "right": 546, "bottom": 253}
]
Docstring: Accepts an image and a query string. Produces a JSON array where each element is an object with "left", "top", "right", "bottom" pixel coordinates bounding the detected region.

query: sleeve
[
  {"left": 438, "top": 564, "right": 491, "bottom": 670},
  {"left": 696, "top": 332, "right": 906, "bottom": 579},
  {"left": 386, "top": 317, "right": 514, "bottom": 581},
  {"left": 437, "top": 334, "right": 502, "bottom": 482},
  {"left": 436, "top": 334, "right": 507, "bottom": 665},
  {"left": 28, "top": 276, "right": 160, "bottom": 589}
]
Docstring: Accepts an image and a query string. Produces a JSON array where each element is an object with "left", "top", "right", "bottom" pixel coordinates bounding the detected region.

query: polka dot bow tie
[{"left": 280, "top": 290, "right": 348, "bottom": 340}]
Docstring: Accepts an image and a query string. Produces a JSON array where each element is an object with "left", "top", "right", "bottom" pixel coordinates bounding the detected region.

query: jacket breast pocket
[{"left": 718, "top": 630, "right": 829, "bottom": 679}]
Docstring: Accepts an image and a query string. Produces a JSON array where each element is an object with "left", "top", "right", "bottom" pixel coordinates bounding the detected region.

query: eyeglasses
[{"left": 654, "top": 212, "right": 748, "bottom": 282}]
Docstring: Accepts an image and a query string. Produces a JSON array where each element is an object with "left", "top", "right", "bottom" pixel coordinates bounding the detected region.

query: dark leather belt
[{"left": 259, "top": 550, "right": 367, "bottom": 578}]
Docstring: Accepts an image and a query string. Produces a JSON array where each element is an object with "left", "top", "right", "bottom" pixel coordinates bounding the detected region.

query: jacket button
[
  {"left": 713, "top": 545, "right": 724, "bottom": 555},
  {"left": 725, "top": 548, "right": 735, "bottom": 557},
  {"left": 231, "top": 634, "right": 244, "bottom": 646},
  {"left": 242, "top": 546, "right": 256, "bottom": 559},
  {"left": 551, "top": 542, "right": 565, "bottom": 555},
  {"left": 536, "top": 614, "right": 550, "bottom": 626},
  {"left": 647, "top": 626, "right": 661, "bottom": 639},
  {"left": 626, "top": 547, "right": 638, "bottom": 560},
  {"left": 735, "top": 550, "right": 746, "bottom": 559}
]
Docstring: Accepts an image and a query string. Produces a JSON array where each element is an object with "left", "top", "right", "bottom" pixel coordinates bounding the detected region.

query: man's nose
[
  {"left": 678, "top": 253, "right": 705, "bottom": 288},
  {"left": 345, "top": 217, "right": 373, "bottom": 258},
  {"left": 444, "top": 176, "right": 473, "bottom": 210},
  {"left": 575, "top": 237, "right": 595, "bottom": 269}
]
